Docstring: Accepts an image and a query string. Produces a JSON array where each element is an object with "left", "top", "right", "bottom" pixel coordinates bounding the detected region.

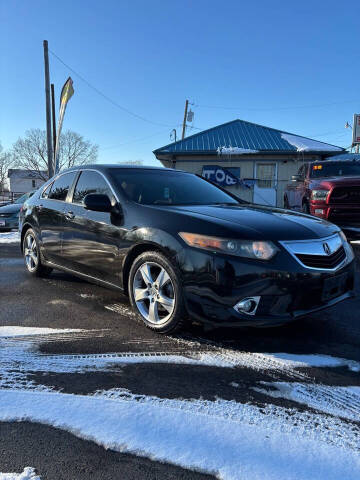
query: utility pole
[
  {"left": 43, "top": 40, "right": 54, "bottom": 178},
  {"left": 51, "top": 83, "right": 57, "bottom": 169},
  {"left": 181, "top": 99, "right": 189, "bottom": 140}
]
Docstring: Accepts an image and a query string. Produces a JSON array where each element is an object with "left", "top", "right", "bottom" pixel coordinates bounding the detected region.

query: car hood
[
  {"left": 158, "top": 204, "right": 339, "bottom": 241},
  {"left": 310, "top": 176, "right": 360, "bottom": 189},
  {"left": 0, "top": 203, "right": 21, "bottom": 214}
]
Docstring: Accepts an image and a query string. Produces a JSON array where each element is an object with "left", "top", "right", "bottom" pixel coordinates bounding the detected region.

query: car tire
[
  {"left": 302, "top": 202, "right": 310, "bottom": 214},
  {"left": 23, "top": 228, "right": 53, "bottom": 277},
  {"left": 128, "top": 251, "right": 188, "bottom": 334}
]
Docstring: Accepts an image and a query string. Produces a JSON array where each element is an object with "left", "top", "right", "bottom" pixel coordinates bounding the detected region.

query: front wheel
[
  {"left": 128, "top": 251, "right": 188, "bottom": 334},
  {"left": 23, "top": 228, "right": 52, "bottom": 277}
]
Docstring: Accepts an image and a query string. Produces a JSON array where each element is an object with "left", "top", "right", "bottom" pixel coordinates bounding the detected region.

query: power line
[
  {"left": 49, "top": 49, "right": 177, "bottom": 129},
  {"left": 195, "top": 100, "right": 359, "bottom": 112}
]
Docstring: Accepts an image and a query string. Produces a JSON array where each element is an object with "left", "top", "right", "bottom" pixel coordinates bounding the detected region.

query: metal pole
[
  {"left": 181, "top": 99, "right": 189, "bottom": 140},
  {"left": 43, "top": 40, "right": 54, "bottom": 178},
  {"left": 51, "top": 83, "right": 57, "bottom": 172}
]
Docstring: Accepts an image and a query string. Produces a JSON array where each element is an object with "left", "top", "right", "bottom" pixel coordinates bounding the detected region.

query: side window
[
  {"left": 48, "top": 172, "right": 76, "bottom": 201},
  {"left": 72, "top": 170, "right": 113, "bottom": 205},
  {"left": 41, "top": 182, "right": 53, "bottom": 199}
]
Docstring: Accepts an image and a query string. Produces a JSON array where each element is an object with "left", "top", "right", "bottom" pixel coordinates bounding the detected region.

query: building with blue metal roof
[{"left": 153, "top": 119, "right": 345, "bottom": 207}]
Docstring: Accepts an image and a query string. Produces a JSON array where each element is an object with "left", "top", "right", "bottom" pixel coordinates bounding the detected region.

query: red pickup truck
[{"left": 284, "top": 160, "right": 360, "bottom": 239}]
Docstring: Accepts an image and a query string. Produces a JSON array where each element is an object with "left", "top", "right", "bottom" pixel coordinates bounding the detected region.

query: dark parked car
[
  {"left": 0, "top": 191, "right": 35, "bottom": 231},
  {"left": 284, "top": 160, "right": 360, "bottom": 239},
  {"left": 19, "top": 165, "right": 355, "bottom": 333}
]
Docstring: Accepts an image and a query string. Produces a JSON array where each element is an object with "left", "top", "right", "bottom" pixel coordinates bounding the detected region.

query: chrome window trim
[{"left": 279, "top": 234, "right": 348, "bottom": 272}]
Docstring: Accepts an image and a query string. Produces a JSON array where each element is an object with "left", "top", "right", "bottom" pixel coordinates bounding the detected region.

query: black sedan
[
  {"left": 19, "top": 165, "right": 356, "bottom": 333},
  {"left": 0, "top": 191, "right": 35, "bottom": 231}
]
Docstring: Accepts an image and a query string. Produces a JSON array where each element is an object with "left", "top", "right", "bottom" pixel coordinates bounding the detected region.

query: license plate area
[{"left": 322, "top": 273, "right": 348, "bottom": 302}]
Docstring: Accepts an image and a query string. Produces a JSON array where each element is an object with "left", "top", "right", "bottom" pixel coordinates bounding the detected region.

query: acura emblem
[{"left": 323, "top": 242, "right": 331, "bottom": 255}]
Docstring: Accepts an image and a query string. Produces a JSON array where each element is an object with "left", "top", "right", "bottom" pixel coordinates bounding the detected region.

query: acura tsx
[{"left": 19, "top": 165, "right": 356, "bottom": 333}]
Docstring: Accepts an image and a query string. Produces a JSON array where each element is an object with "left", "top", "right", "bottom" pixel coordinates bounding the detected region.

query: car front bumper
[
  {"left": 0, "top": 217, "right": 19, "bottom": 230},
  {"left": 181, "top": 248, "right": 356, "bottom": 327}
]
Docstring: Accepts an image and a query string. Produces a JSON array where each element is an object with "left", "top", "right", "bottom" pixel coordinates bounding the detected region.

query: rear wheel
[
  {"left": 23, "top": 228, "right": 52, "bottom": 277},
  {"left": 302, "top": 201, "right": 310, "bottom": 214},
  {"left": 129, "top": 251, "right": 187, "bottom": 334}
]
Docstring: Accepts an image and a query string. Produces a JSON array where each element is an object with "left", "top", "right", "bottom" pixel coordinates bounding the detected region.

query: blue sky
[{"left": 1, "top": 0, "right": 359, "bottom": 166}]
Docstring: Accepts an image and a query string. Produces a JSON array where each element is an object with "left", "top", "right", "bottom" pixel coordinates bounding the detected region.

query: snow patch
[
  {"left": 1, "top": 389, "right": 359, "bottom": 480},
  {"left": 217, "top": 146, "right": 259, "bottom": 155},
  {"left": 253, "top": 382, "right": 360, "bottom": 422},
  {"left": 0, "top": 232, "right": 20, "bottom": 244},
  {"left": 0, "top": 467, "right": 40, "bottom": 480},
  {"left": 281, "top": 133, "right": 342, "bottom": 152},
  {"left": 267, "top": 353, "right": 360, "bottom": 372},
  {"left": 0, "top": 326, "right": 84, "bottom": 338}
]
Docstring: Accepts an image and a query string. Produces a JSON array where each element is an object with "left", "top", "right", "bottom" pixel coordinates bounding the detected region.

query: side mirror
[
  {"left": 84, "top": 194, "right": 112, "bottom": 212},
  {"left": 291, "top": 174, "right": 302, "bottom": 182}
]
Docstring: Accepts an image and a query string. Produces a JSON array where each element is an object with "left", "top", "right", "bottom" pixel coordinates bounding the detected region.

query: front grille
[
  {"left": 296, "top": 245, "right": 346, "bottom": 269},
  {"left": 0, "top": 214, "right": 12, "bottom": 218},
  {"left": 330, "top": 186, "right": 360, "bottom": 204}
]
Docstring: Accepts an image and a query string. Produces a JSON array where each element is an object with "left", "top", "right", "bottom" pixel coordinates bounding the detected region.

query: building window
[{"left": 32, "top": 180, "right": 36, "bottom": 188}]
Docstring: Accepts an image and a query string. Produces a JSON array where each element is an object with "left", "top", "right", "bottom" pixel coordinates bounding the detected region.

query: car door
[
  {"left": 61, "top": 169, "right": 121, "bottom": 285},
  {"left": 37, "top": 171, "right": 77, "bottom": 263}
]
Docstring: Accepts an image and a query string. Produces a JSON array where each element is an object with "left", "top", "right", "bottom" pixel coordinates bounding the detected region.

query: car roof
[{"left": 62, "top": 164, "right": 177, "bottom": 173}]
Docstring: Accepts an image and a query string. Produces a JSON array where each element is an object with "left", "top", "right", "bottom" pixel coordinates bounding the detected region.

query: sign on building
[
  {"left": 202, "top": 165, "right": 239, "bottom": 186},
  {"left": 353, "top": 114, "right": 360, "bottom": 146}
]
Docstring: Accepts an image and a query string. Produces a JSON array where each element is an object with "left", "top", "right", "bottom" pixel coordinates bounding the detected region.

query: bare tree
[
  {"left": 12, "top": 129, "right": 48, "bottom": 180},
  {"left": 58, "top": 130, "right": 98, "bottom": 170},
  {"left": 12, "top": 129, "right": 98, "bottom": 180},
  {"left": 0, "top": 142, "right": 14, "bottom": 191}
]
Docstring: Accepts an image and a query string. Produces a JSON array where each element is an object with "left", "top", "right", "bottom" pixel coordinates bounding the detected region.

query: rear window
[{"left": 48, "top": 172, "right": 76, "bottom": 201}]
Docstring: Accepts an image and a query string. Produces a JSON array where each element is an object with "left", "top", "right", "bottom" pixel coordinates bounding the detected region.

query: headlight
[
  {"left": 339, "top": 231, "right": 355, "bottom": 262},
  {"left": 179, "top": 232, "right": 278, "bottom": 260},
  {"left": 311, "top": 190, "right": 329, "bottom": 201}
]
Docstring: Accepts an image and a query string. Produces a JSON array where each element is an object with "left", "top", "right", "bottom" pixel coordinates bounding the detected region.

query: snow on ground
[
  {"left": 0, "top": 467, "right": 40, "bottom": 480},
  {"left": 268, "top": 352, "right": 360, "bottom": 372},
  {"left": 281, "top": 133, "right": 342, "bottom": 152},
  {"left": 1, "top": 328, "right": 360, "bottom": 480},
  {"left": 0, "top": 231, "right": 20, "bottom": 244},
  {"left": 0, "top": 232, "right": 20, "bottom": 244},
  {"left": 1, "top": 389, "right": 359, "bottom": 480},
  {"left": 0, "top": 326, "right": 85, "bottom": 338},
  {"left": 253, "top": 382, "right": 360, "bottom": 422}
]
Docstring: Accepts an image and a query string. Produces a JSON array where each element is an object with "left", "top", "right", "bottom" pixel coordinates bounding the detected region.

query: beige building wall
[{"left": 158, "top": 154, "right": 321, "bottom": 207}]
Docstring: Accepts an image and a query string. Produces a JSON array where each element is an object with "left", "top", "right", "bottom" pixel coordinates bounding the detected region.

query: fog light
[{"left": 234, "top": 296, "right": 261, "bottom": 316}]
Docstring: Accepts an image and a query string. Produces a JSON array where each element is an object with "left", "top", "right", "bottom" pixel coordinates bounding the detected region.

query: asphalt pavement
[{"left": 1, "top": 240, "right": 360, "bottom": 479}]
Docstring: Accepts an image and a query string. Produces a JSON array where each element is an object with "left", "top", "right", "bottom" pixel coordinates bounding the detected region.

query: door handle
[{"left": 65, "top": 211, "right": 75, "bottom": 220}]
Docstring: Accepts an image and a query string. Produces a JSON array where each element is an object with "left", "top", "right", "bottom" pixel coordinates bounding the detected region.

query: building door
[{"left": 253, "top": 163, "right": 277, "bottom": 206}]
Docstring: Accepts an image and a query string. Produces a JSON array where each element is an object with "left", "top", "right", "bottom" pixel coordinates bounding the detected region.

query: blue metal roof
[{"left": 154, "top": 119, "right": 344, "bottom": 155}]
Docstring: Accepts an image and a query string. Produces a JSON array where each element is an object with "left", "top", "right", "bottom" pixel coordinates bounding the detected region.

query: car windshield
[
  {"left": 14, "top": 191, "right": 34, "bottom": 204},
  {"left": 108, "top": 169, "right": 241, "bottom": 206},
  {"left": 310, "top": 162, "right": 360, "bottom": 178}
]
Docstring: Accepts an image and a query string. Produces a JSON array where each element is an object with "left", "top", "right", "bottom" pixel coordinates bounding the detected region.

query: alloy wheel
[
  {"left": 132, "top": 261, "right": 175, "bottom": 325},
  {"left": 24, "top": 233, "right": 38, "bottom": 272}
]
